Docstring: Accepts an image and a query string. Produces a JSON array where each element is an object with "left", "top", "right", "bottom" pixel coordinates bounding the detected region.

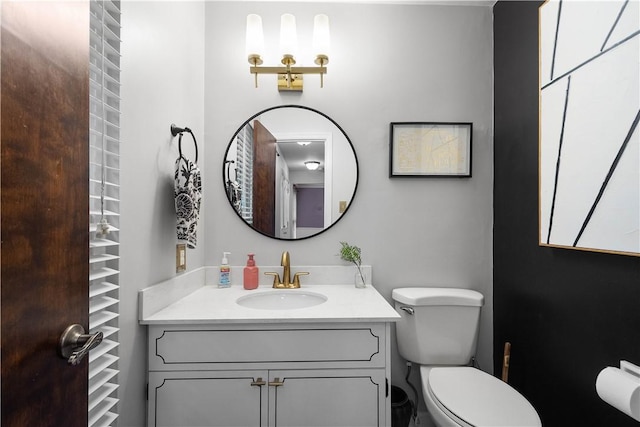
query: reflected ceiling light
[
  {"left": 246, "top": 13, "right": 330, "bottom": 91},
  {"left": 297, "top": 141, "right": 312, "bottom": 146},
  {"left": 304, "top": 161, "right": 320, "bottom": 171}
]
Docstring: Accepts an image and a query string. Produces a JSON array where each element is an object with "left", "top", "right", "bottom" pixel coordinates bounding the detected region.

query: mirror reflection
[{"left": 223, "top": 105, "right": 358, "bottom": 240}]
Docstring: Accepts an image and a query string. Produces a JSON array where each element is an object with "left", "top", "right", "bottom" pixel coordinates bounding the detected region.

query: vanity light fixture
[
  {"left": 246, "top": 13, "right": 330, "bottom": 91},
  {"left": 305, "top": 161, "right": 321, "bottom": 171}
]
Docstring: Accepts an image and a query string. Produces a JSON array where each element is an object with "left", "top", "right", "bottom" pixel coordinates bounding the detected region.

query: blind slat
[
  {"left": 89, "top": 310, "right": 118, "bottom": 330},
  {"left": 89, "top": 295, "right": 119, "bottom": 314},
  {"left": 90, "top": 238, "right": 120, "bottom": 249},
  {"left": 88, "top": 353, "right": 119, "bottom": 380},
  {"left": 88, "top": 339, "right": 119, "bottom": 364},
  {"left": 88, "top": 397, "right": 118, "bottom": 427},
  {"left": 89, "top": 254, "right": 119, "bottom": 265},
  {"left": 89, "top": 281, "right": 119, "bottom": 298},
  {"left": 92, "top": 412, "right": 118, "bottom": 427},
  {"left": 89, "top": 368, "right": 118, "bottom": 395}
]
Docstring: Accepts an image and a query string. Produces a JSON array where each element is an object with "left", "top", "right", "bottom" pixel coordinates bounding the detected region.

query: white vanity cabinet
[{"left": 146, "top": 322, "right": 391, "bottom": 427}]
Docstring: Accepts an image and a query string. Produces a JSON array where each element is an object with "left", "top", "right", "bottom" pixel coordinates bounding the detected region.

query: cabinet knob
[
  {"left": 251, "top": 377, "right": 266, "bottom": 387},
  {"left": 269, "top": 377, "right": 284, "bottom": 387}
]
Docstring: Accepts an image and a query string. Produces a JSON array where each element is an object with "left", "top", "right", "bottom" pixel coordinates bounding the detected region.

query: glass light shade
[
  {"left": 305, "top": 161, "right": 320, "bottom": 171},
  {"left": 279, "top": 13, "right": 298, "bottom": 58},
  {"left": 245, "top": 14, "right": 264, "bottom": 60},
  {"left": 313, "top": 14, "right": 330, "bottom": 57}
]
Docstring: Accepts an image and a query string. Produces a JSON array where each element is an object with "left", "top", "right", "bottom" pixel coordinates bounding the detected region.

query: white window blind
[
  {"left": 89, "top": 1, "right": 121, "bottom": 426},
  {"left": 236, "top": 125, "right": 254, "bottom": 224}
]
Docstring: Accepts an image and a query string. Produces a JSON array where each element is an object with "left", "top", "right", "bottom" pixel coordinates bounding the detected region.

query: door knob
[{"left": 59, "top": 324, "right": 103, "bottom": 366}]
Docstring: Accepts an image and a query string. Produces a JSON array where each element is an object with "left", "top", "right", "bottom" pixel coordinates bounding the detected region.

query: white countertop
[{"left": 140, "top": 283, "right": 401, "bottom": 325}]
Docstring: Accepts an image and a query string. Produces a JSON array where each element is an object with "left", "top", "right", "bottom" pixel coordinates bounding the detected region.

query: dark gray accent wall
[{"left": 493, "top": 2, "right": 640, "bottom": 426}]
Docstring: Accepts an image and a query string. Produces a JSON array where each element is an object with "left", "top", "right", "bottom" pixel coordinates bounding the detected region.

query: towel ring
[
  {"left": 173, "top": 125, "right": 198, "bottom": 164},
  {"left": 171, "top": 124, "right": 185, "bottom": 136}
]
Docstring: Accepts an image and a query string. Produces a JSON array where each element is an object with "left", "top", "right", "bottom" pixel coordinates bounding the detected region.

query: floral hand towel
[{"left": 175, "top": 156, "right": 202, "bottom": 249}]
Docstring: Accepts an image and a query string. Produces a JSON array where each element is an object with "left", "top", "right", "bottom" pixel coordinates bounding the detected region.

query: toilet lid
[{"left": 428, "top": 367, "right": 541, "bottom": 427}]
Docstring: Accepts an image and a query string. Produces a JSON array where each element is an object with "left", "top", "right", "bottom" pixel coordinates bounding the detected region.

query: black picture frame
[{"left": 389, "top": 122, "right": 472, "bottom": 177}]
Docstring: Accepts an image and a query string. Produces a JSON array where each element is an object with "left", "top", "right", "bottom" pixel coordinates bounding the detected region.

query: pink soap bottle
[{"left": 243, "top": 253, "right": 259, "bottom": 290}]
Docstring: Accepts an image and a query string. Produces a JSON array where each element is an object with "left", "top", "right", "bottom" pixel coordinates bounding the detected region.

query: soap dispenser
[
  {"left": 218, "top": 252, "right": 231, "bottom": 288},
  {"left": 243, "top": 253, "right": 259, "bottom": 290}
]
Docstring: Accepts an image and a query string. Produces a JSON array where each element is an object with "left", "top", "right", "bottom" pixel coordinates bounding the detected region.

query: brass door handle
[
  {"left": 269, "top": 377, "right": 284, "bottom": 387},
  {"left": 251, "top": 377, "right": 266, "bottom": 387},
  {"left": 58, "top": 324, "right": 103, "bottom": 366}
]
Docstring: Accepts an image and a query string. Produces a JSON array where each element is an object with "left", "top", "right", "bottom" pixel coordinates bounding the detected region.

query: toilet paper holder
[{"left": 596, "top": 360, "right": 640, "bottom": 422}]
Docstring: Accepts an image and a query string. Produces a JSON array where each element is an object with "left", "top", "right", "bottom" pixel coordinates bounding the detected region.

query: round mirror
[{"left": 223, "top": 105, "right": 359, "bottom": 240}]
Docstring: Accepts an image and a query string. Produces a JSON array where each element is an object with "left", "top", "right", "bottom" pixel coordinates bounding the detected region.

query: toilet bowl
[
  {"left": 392, "top": 287, "right": 541, "bottom": 427},
  {"left": 421, "top": 366, "right": 541, "bottom": 427}
]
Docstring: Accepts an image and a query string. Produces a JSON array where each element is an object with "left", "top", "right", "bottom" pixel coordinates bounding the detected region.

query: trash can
[{"left": 391, "top": 385, "right": 413, "bottom": 427}]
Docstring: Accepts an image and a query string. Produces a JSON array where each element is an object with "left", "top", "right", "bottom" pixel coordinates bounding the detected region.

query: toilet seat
[{"left": 421, "top": 366, "right": 541, "bottom": 427}]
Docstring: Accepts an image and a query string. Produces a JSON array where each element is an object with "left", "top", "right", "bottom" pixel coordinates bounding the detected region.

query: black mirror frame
[{"left": 222, "top": 104, "right": 359, "bottom": 241}]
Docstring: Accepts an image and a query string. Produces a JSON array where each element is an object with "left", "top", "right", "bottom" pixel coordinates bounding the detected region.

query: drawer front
[{"left": 149, "top": 325, "right": 386, "bottom": 370}]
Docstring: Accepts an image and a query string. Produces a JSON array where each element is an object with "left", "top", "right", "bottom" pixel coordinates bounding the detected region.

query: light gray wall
[
  {"left": 120, "top": 2, "right": 492, "bottom": 425},
  {"left": 120, "top": 2, "right": 205, "bottom": 425}
]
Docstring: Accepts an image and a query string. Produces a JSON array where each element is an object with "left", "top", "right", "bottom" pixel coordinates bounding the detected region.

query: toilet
[{"left": 392, "top": 287, "right": 541, "bottom": 427}]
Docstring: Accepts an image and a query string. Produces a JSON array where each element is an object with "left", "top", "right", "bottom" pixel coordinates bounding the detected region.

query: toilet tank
[{"left": 392, "top": 288, "right": 484, "bottom": 365}]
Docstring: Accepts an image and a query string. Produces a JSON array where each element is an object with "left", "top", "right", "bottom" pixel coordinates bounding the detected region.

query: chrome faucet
[{"left": 264, "top": 251, "right": 308, "bottom": 288}]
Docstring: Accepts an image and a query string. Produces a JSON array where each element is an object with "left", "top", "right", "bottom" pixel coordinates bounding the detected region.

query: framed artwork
[
  {"left": 389, "top": 122, "right": 472, "bottom": 177},
  {"left": 539, "top": 0, "right": 639, "bottom": 256}
]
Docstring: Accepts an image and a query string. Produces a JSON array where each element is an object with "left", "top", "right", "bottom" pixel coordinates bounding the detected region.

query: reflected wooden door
[
  {"left": 1, "top": 2, "right": 90, "bottom": 426},
  {"left": 253, "top": 120, "right": 276, "bottom": 236}
]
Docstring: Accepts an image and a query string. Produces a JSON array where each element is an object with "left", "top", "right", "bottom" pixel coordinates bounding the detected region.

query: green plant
[{"left": 339, "top": 241, "right": 365, "bottom": 285}]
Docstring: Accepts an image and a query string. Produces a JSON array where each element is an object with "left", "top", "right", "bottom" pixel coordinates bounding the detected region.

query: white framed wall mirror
[{"left": 223, "top": 105, "right": 359, "bottom": 240}]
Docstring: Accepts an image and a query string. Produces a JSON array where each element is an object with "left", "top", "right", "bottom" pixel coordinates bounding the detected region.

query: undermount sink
[{"left": 236, "top": 290, "right": 328, "bottom": 310}]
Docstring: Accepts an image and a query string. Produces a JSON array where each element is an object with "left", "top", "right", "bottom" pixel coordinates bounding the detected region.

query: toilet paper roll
[{"left": 596, "top": 366, "right": 640, "bottom": 421}]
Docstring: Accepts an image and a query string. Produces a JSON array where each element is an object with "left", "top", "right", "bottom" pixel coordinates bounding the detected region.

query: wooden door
[
  {"left": 253, "top": 120, "right": 276, "bottom": 236},
  {"left": 1, "top": 2, "right": 90, "bottom": 426}
]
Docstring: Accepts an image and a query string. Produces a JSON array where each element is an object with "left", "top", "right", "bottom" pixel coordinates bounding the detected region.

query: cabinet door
[
  {"left": 148, "top": 370, "right": 268, "bottom": 427},
  {"left": 269, "top": 369, "right": 386, "bottom": 427}
]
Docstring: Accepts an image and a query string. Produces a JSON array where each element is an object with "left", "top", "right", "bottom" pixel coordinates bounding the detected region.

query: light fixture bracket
[
  {"left": 249, "top": 65, "right": 327, "bottom": 91},
  {"left": 278, "top": 73, "right": 303, "bottom": 92}
]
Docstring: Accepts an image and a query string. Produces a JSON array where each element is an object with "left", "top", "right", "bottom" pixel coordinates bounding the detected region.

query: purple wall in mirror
[{"left": 296, "top": 188, "right": 324, "bottom": 228}]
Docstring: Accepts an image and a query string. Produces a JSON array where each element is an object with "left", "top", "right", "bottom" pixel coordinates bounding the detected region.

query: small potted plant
[{"left": 339, "top": 241, "right": 366, "bottom": 288}]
